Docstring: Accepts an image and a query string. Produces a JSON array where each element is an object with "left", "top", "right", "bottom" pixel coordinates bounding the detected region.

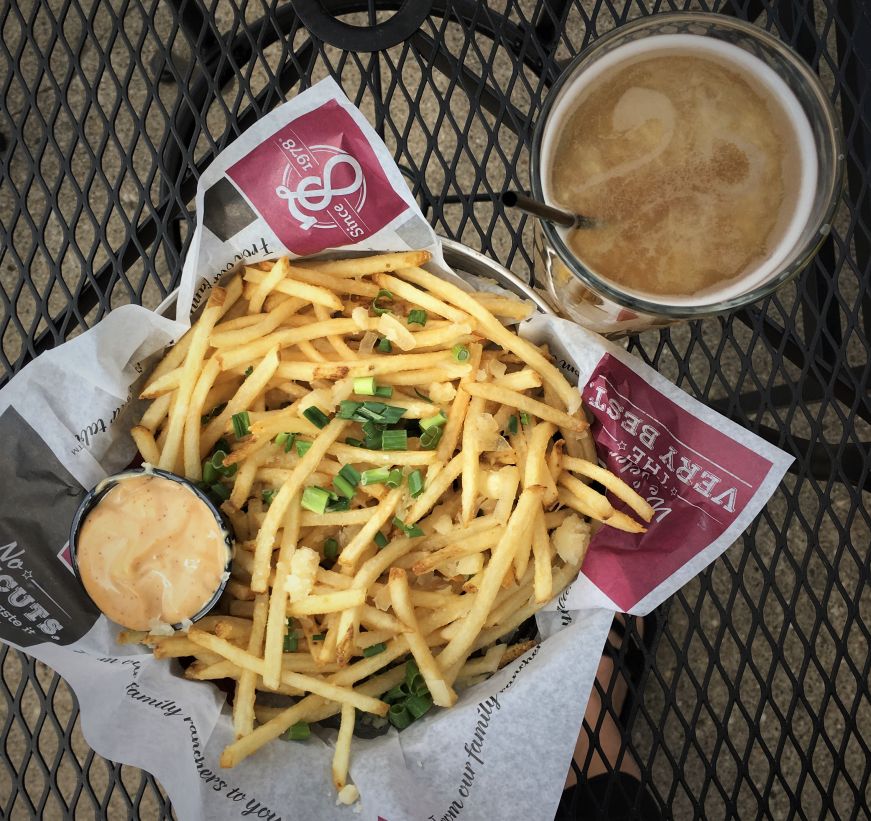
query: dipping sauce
[
  {"left": 549, "top": 49, "right": 808, "bottom": 298},
  {"left": 75, "top": 473, "right": 230, "bottom": 631}
]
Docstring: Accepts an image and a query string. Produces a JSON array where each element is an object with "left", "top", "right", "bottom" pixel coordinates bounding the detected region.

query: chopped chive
[
  {"left": 201, "top": 402, "right": 226, "bottom": 424},
  {"left": 374, "top": 531, "right": 389, "bottom": 549},
  {"left": 381, "top": 429, "right": 408, "bottom": 451},
  {"left": 243, "top": 365, "right": 254, "bottom": 378},
  {"left": 407, "top": 309, "right": 427, "bottom": 326},
  {"left": 419, "top": 425, "right": 443, "bottom": 449},
  {"left": 508, "top": 415, "right": 518, "bottom": 435},
  {"left": 419, "top": 410, "right": 447, "bottom": 430},
  {"left": 303, "top": 406, "right": 330, "bottom": 429},
  {"left": 283, "top": 631, "right": 298, "bottom": 653},
  {"left": 202, "top": 460, "right": 218, "bottom": 484},
  {"left": 339, "top": 465, "right": 361, "bottom": 487},
  {"left": 361, "top": 467, "right": 391, "bottom": 486},
  {"left": 413, "top": 389, "right": 432, "bottom": 402},
  {"left": 393, "top": 517, "right": 424, "bottom": 538},
  {"left": 296, "top": 440, "right": 312, "bottom": 457},
  {"left": 262, "top": 488, "right": 278, "bottom": 507},
  {"left": 406, "top": 693, "right": 433, "bottom": 720},
  {"left": 311, "top": 633, "right": 325, "bottom": 642},
  {"left": 323, "top": 538, "right": 339, "bottom": 562},
  {"left": 388, "top": 703, "right": 412, "bottom": 730},
  {"left": 451, "top": 344, "right": 470, "bottom": 362},
  {"left": 363, "top": 642, "right": 387, "bottom": 657},
  {"left": 386, "top": 468, "right": 403, "bottom": 488},
  {"left": 372, "top": 289, "right": 394, "bottom": 315},
  {"left": 209, "top": 483, "right": 230, "bottom": 502},
  {"left": 333, "top": 475, "right": 356, "bottom": 499},
  {"left": 407, "top": 469, "right": 424, "bottom": 498},
  {"left": 353, "top": 376, "right": 377, "bottom": 395},
  {"left": 377, "top": 337, "right": 392, "bottom": 353},
  {"left": 374, "top": 385, "right": 394, "bottom": 398},
  {"left": 301, "top": 486, "right": 330, "bottom": 514},
  {"left": 283, "top": 721, "right": 309, "bottom": 741},
  {"left": 231, "top": 411, "right": 250, "bottom": 439},
  {"left": 345, "top": 437, "right": 364, "bottom": 447},
  {"left": 520, "top": 411, "right": 530, "bottom": 425}
]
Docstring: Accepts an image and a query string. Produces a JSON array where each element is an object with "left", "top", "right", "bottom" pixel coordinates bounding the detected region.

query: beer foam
[{"left": 541, "top": 35, "right": 818, "bottom": 307}]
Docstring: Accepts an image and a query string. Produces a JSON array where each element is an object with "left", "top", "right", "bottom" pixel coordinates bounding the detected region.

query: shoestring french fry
[{"left": 128, "top": 251, "right": 649, "bottom": 794}]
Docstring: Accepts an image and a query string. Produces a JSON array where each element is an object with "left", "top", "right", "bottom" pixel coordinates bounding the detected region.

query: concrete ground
[{"left": 1, "top": 1, "right": 868, "bottom": 818}]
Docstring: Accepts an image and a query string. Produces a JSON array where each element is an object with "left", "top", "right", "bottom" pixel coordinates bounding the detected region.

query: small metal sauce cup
[{"left": 69, "top": 467, "right": 233, "bottom": 631}]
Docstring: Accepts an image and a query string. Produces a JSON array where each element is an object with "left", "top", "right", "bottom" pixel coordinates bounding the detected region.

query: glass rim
[{"left": 530, "top": 11, "right": 846, "bottom": 319}]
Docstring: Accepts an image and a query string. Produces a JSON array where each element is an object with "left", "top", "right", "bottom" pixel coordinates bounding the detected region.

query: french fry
[
  {"left": 524, "top": 421, "right": 559, "bottom": 508},
  {"left": 297, "top": 250, "right": 431, "bottom": 277},
  {"left": 138, "top": 393, "right": 172, "bottom": 432},
  {"left": 436, "top": 343, "right": 482, "bottom": 462},
  {"left": 158, "top": 287, "right": 227, "bottom": 470},
  {"left": 333, "top": 704, "right": 355, "bottom": 791},
  {"left": 183, "top": 358, "right": 222, "bottom": 479},
  {"left": 336, "top": 486, "right": 404, "bottom": 569},
  {"left": 130, "top": 425, "right": 161, "bottom": 465},
  {"left": 405, "top": 453, "right": 463, "bottom": 523},
  {"left": 286, "top": 588, "right": 366, "bottom": 616},
  {"left": 463, "top": 382, "right": 586, "bottom": 432},
  {"left": 234, "top": 594, "right": 268, "bottom": 738},
  {"left": 561, "top": 455, "right": 655, "bottom": 522},
  {"left": 372, "top": 273, "right": 473, "bottom": 325},
  {"left": 210, "top": 293, "right": 306, "bottom": 348},
  {"left": 388, "top": 568, "right": 456, "bottom": 707},
  {"left": 558, "top": 472, "right": 613, "bottom": 521},
  {"left": 532, "top": 506, "right": 552, "bottom": 603}
]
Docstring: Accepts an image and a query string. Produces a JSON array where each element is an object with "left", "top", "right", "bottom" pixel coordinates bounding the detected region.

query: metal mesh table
[{"left": 1, "top": 0, "right": 869, "bottom": 817}]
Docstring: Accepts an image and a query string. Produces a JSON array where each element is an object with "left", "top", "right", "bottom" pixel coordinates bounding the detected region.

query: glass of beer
[{"left": 530, "top": 12, "right": 844, "bottom": 336}]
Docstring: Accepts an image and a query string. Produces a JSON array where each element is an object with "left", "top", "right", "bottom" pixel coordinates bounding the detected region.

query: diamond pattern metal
[{"left": 0, "top": 0, "right": 868, "bottom": 818}]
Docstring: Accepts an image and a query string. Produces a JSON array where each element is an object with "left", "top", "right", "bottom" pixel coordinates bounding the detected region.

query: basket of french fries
[
  {"left": 122, "top": 247, "right": 653, "bottom": 802},
  {"left": 0, "top": 80, "right": 791, "bottom": 821}
]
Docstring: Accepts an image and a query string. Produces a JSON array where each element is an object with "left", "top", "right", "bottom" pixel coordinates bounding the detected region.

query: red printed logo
[
  {"left": 226, "top": 100, "right": 407, "bottom": 255},
  {"left": 581, "top": 354, "right": 773, "bottom": 610}
]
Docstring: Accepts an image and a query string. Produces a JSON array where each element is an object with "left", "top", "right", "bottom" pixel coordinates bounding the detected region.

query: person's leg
[{"left": 556, "top": 616, "right": 662, "bottom": 821}]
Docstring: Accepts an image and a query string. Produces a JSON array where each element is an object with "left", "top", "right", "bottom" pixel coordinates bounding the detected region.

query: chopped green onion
[
  {"left": 419, "top": 411, "right": 447, "bottom": 430},
  {"left": 274, "top": 431, "right": 290, "bottom": 446},
  {"left": 388, "top": 703, "right": 412, "bottom": 730},
  {"left": 231, "top": 411, "right": 250, "bottom": 439},
  {"left": 209, "top": 483, "right": 230, "bottom": 502},
  {"left": 345, "top": 437, "right": 364, "bottom": 447},
  {"left": 508, "top": 415, "right": 518, "bottom": 435},
  {"left": 243, "top": 365, "right": 254, "bottom": 378},
  {"left": 296, "top": 440, "right": 312, "bottom": 457},
  {"left": 201, "top": 402, "right": 227, "bottom": 424},
  {"left": 381, "top": 430, "right": 408, "bottom": 451},
  {"left": 393, "top": 517, "right": 424, "bottom": 538},
  {"left": 384, "top": 684, "right": 407, "bottom": 704},
  {"left": 274, "top": 432, "right": 297, "bottom": 452},
  {"left": 333, "top": 475, "right": 356, "bottom": 499},
  {"left": 413, "top": 389, "right": 432, "bottom": 402},
  {"left": 406, "top": 693, "right": 433, "bottom": 720},
  {"left": 377, "top": 337, "right": 392, "bottom": 353},
  {"left": 372, "top": 289, "right": 394, "bottom": 315},
  {"left": 451, "top": 344, "right": 470, "bottom": 362},
  {"left": 338, "top": 401, "right": 407, "bottom": 425},
  {"left": 353, "top": 377, "right": 377, "bottom": 395},
  {"left": 338, "top": 400, "right": 362, "bottom": 419},
  {"left": 326, "top": 496, "right": 350, "bottom": 512},
  {"left": 374, "top": 385, "right": 394, "bottom": 398},
  {"left": 419, "top": 425, "right": 443, "bottom": 449},
  {"left": 301, "top": 486, "right": 330, "bottom": 514},
  {"left": 407, "top": 309, "right": 427, "bottom": 326},
  {"left": 303, "top": 406, "right": 330, "bottom": 429},
  {"left": 410, "top": 673, "right": 428, "bottom": 696},
  {"left": 405, "top": 660, "right": 420, "bottom": 687},
  {"left": 361, "top": 467, "right": 391, "bottom": 486},
  {"left": 210, "top": 450, "right": 228, "bottom": 470},
  {"left": 386, "top": 468, "right": 403, "bottom": 488},
  {"left": 323, "top": 538, "right": 339, "bottom": 562},
  {"left": 339, "top": 465, "right": 361, "bottom": 487},
  {"left": 407, "top": 469, "right": 424, "bottom": 497},
  {"left": 262, "top": 488, "right": 278, "bottom": 507},
  {"left": 363, "top": 642, "right": 387, "bottom": 657},
  {"left": 311, "top": 633, "right": 325, "bottom": 642},
  {"left": 283, "top": 721, "right": 310, "bottom": 741},
  {"left": 202, "top": 460, "right": 218, "bottom": 484},
  {"left": 520, "top": 412, "right": 530, "bottom": 425},
  {"left": 283, "top": 632, "right": 298, "bottom": 653},
  {"left": 374, "top": 531, "right": 389, "bottom": 549}
]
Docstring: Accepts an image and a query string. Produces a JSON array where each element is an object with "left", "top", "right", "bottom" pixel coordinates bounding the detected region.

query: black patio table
[{"left": 1, "top": 1, "right": 869, "bottom": 818}]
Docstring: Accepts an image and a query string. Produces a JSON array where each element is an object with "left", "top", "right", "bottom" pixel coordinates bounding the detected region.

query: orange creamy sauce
[{"left": 76, "top": 475, "right": 228, "bottom": 631}]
